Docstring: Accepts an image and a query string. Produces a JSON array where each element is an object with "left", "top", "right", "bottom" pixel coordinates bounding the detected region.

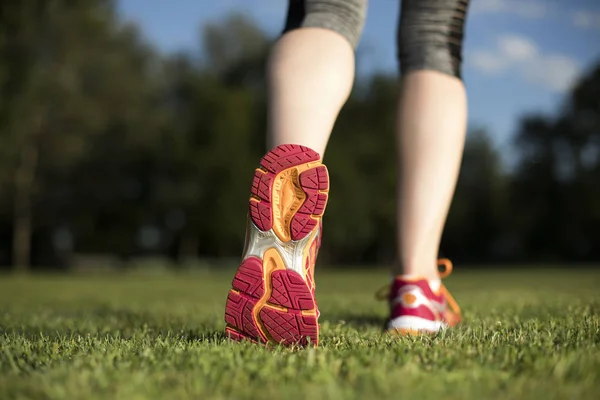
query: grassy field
[{"left": 0, "top": 268, "right": 599, "bottom": 400}]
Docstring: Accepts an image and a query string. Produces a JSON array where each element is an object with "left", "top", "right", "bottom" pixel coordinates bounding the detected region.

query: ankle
[{"left": 393, "top": 261, "right": 439, "bottom": 281}]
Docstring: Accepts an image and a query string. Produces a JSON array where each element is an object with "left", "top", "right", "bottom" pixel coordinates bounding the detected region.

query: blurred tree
[
  {"left": 0, "top": 0, "right": 162, "bottom": 270},
  {"left": 443, "top": 128, "right": 508, "bottom": 262},
  {"left": 153, "top": 14, "right": 271, "bottom": 263},
  {"left": 511, "top": 62, "right": 600, "bottom": 261},
  {"left": 324, "top": 74, "right": 397, "bottom": 264},
  {"left": 201, "top": 12, "right": 271, "bottom": 89}
]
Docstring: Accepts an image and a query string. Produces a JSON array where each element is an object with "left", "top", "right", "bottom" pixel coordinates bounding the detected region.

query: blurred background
[{"left": 0, "top": 0, "right": 599, "bottom": 273}]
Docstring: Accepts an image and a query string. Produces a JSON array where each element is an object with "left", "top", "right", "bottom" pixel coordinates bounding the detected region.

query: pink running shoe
[
  {"left": 224, "top": 144, "right": 329, "bottom": 346},
  {"left": 378, "top": 259, "right": 462, "bottom": 335}
]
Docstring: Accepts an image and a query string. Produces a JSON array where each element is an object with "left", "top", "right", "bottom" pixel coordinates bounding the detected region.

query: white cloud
[
  {"left": 523, "top": 55, "right": 581, "bottom": 92},
  {"left": 471, "top": 0, "right": 548, "bottom": 19},
  {"left": 497, "top": 35, "right": 538, "bottom": 61},
  {"left": 468, "top": 34, "right": 581, "bottom": 93},
  {"left": 572, "top": 10, "right": 600, "bottom": 29}
]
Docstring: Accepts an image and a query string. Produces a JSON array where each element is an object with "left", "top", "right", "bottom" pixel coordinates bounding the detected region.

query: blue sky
[{"left": 117, "top": 0, "right": 600, "bottom": 154}]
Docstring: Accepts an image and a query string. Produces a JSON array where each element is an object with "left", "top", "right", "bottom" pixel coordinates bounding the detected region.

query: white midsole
[
  {"left": 387, "top": 316, "right": 447, "bottom": 332},
  {"left": 242, "top": 220, "right": 317, "bottom": 280}
]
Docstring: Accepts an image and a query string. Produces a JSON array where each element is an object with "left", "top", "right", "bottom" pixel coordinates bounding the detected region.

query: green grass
[{"left": 1, "top": 268, "right": 599, "bottom": 400}]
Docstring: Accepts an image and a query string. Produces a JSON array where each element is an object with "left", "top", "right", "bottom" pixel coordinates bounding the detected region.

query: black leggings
[{"left": 283, "top": 0, "right": 470, "bottom": 79}]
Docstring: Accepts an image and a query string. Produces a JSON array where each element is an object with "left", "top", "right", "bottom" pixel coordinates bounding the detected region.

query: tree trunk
[{"left": 12, "top": 139, "right": 39, "bottom": 272}]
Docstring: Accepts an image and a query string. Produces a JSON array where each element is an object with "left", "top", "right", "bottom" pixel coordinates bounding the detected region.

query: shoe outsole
[{"left": 224, "top": 144, "right": 329, "bottom": 347}]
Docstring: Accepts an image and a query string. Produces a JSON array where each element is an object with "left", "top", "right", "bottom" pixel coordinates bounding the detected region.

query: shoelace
[{"left": 375, "top": 258, "right": 461, "bottom": 318}]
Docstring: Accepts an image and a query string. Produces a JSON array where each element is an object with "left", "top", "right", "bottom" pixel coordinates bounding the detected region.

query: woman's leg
[
  {"left": 395, "top": 0, "right": 470, "bottom": 281},
  {"left": 385, "top": 0, "right": 470, "bottom": 334},
  {"left": 267, "top": 0, "right": 367, "bottom": 158},
  {"left": 225, "top": 0, "right": 368, "bottom": 346}
]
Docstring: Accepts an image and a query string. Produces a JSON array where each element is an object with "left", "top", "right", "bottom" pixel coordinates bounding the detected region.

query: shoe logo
[{"left": 402, "top": 293, "right": 417, "bottom": 306}]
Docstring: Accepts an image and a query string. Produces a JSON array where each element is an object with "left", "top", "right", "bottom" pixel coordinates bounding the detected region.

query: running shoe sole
[{"left": 224, "top": 144, "right": 329, "bottom": 346}]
